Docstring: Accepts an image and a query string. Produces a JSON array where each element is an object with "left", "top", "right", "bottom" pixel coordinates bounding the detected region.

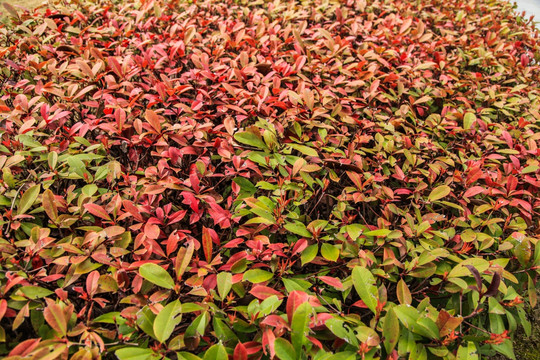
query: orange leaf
[
  {"left": 145, "top": 109, "right": 162, "bottom": 133},
  {"left": 144, "top": 223, "right": 160, "bottom": 240},
  {"left": 84, "top": 203, "right": 111, "bottom": 221},
  {"left": 8, "top": 339, "right": 40, "bottom": 357},
  {"left": 175, "top": 241, "right": 194, "bottom": 280},
  {"left": 0, "top": 299, "right": 7, "bottom": 322},
  {"left": 42, "top": 189, "right": 58, "bottom": 221},
  {"left": 436, "top": 309, "right": 463, "bottom": 337},
  {"left": 250, "top": 285, "right": 285, "bottom": 300},
  {"left": 202, "top": 226, "right": 213, "bottom": 262},
  {"left": 44, "top": 303, "right": 67, "bottom": 336}
]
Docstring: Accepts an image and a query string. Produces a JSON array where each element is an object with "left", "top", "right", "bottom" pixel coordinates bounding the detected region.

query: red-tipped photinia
[{"left": 0, "top": 0, "right": 539, "bottom": 359}]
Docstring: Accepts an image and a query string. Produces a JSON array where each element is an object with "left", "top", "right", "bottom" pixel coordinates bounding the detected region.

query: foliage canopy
[{"left": 0, "top": 0, "right": 539, "bottom": 359}]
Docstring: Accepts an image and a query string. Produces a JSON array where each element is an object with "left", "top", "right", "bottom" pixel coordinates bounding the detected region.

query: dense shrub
[{"left": 0, "top": 0, "right": 539, "bottom": 359}]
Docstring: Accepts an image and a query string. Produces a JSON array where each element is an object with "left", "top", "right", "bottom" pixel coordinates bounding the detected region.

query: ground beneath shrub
[{"left": 513, "top": 308, "right": 540, "bottom": 359}]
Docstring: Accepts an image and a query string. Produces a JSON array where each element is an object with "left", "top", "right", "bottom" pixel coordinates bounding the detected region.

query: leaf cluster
[{"left": 0, "top": 0, "right": 539, "bottom": 359}]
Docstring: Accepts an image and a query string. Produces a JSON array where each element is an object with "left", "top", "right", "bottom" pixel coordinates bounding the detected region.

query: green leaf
[
  {"left": 154, "top": 300, "right": 182, "bottom": 343},
  {"left": 448, "top": 258, "right": 490, "bottom": 278},
  {"left": 528, "top": 275, "right": 537, "bottom": 308},
  {"left": 82, "top": 184, "right": 98, "bottom": 197},
  {"left": 42, "top": 189, "right": 58, "bottom": 221},
  {"left": 282, "top": 278, "right": 311, "bottom": 293},
  {"left": 351, "top": 267, "right": 378, "bottom": 314},
  {"left": 383, "top": 308, "right": 400, "bottom": 353},
  {"left": 365, "top": 229, "right": 391, "bottom": 237},
  {"left": 346, "top": 224, "right": 363, "bottom": 240},
  {"left": 234, "top": 131, "right": 268, "bottom": 150},
  {"left": 396, "top": 279, "right": 412, "bottom": 305},
  {"left": 185, "top": 312, "right": 209, "bottom": 338},
  {"left": 417, "top": 317, "right": 440, "bottom": 339},
  {"left": 259, "top": 295, "right": 282, "bottom": 317},
  {"left": 233, "top": 177, "right": 257, "bottom": 196},
  {"left": 288, "top": 143, "right": 319, "bottom": 157},
  {"left": 137, "top": 307, "right": 157, "bottom": 339},
  {"left": 355, "top": 325, "right": 380, "bottom": 345},
  {"left": 16, "top": 286, "right": 53, "bottom": 300},
  {"left": 428, "top": 185, "right": 451, "bottom": 202},
  {"left": 463, "top": 112, "right": 476, "bottom": 130},
  {"left": 393, "top": 304, "right": 419, "bottom": 330},
  {"left": 243, "top": 269, "right": 273, "bottom": 283},
  {"left": 213, "top": 317, "right": 237, "bottom": 342},
  {"left": 325, "top": 352, "right": 357, "bottom": 360},
  {"left": 180, "top": 303, "right": 205, "bottom": 313},
  {"left": 93, "top": 312, "right": 124, "bottom": 324},
  {"left": 394, "top": 305, "right": 438, "bottom": 339},
  {"left": 301, "top": 244, "right": 318, "bottom": 266},
  {"left": 139, "top": 263, "right": 175, "bottom": 290},
  {"left": 67, "top": 156, "right": 91, "bottom": 180},
  {"left": 217, "top": 272, "right": 232, "bottom": 300},
  {"left": 291, "top": 302, "right": 311, "bottom": 354},
  {"left": 456, "top": 342, "right": 478, "bottom": 360},
  {"left": 17, "top": 184, "right": 40, "bottom": 215},
  {"left": 115, "top": 348, "right": 160, "bottom": 360},
  {"left": 203, "top": 343, "right": 228, "bottom": 360},
  {"left": 177, "top": 352, "right": 203, "bottom": 360},
  {"left": 325, "top": 318, "right": 358, "bottom": 346},
  {"left": 321, "top": 243, "right": 339, "bottom": 262},
  {"left": 488, "top": 297, "right": 505, "bottom": 315},
  {"left": 274, "top": 338, "right": 297, "bottom": 360},
  {"left": 514, "top": 239, "right": 531, "bottom": 266},
  {"left": 284, "top": 221, "right": 312, "bottom": 238}
]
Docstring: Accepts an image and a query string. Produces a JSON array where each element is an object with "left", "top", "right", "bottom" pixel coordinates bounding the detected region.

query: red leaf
[
  {"left": 243, "top": 342, "right": 262, "bottom": 355},
  {"left": 122, "top": 200, "right": 144, "bottom": 222},
  {"left": 260, "top": 315, "right": 290, "bottom": 329},
  {"left": 262, "top": 328, "right": 276, "bottom": 357},
  {"left": 144, "top": 222, "right": 160, "bottom": 240},
  {"left": 145, "top": 109, "right": 162, "bottom": 133},
  {"left": 318, "top": 276, "right": 343, "bottom": 289},
  {"left": 465, "top": 265, "right": 482, "bottom": 293},
  {"left": 233, "top": 342, "right": 248, "bottom": 360},
  {"left": 463, "top": 186, "right": 485, "bottom": 198},
  {"left": 291, "top": 238, "right": 308, "bottom": 255},
  {"left": 84, "top": 203, "right": 112, "bottom": 221},
  {"left": 8, "top": 338, "right": 41, "bottom": 357},
  {"left": 506, "top": 175, "right": 518, "bottom": 193},
  {"left": 484, "top": 271, "right": 501, "bottom": 298},
  {"left": 351, "top": 300, "right": 369, "bottom": 308},
  {"left": 521, "top": 53, "right": 530, "bottom": 67},
  {"left": 0, "top": 299, "right": 7, "bottom": 322},
  {"left": 510, "top": 198, "right": 532, "bottom": 212},
  {"left": 202, "top": 226, "right": 213, "bottom": 262},
  {"left": 250, "top": 285, "right": 284, "bottom": 300},
  {"left": 86, "top": 270, "right": 100, "bottom": 297},
  {"left": 307, "top": 336, "right": 323, "bottom": 349},
  {"left": 286, "top": 290, "right": 309, "bottom": 323},
  {"left": 189, "top": 170, "right": 200, "bottom": 194}
]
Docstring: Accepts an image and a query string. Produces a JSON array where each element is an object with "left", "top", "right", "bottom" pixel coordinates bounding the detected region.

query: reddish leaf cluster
[{"left": 0, "top": 0, "right": 539, "bottom": 359}]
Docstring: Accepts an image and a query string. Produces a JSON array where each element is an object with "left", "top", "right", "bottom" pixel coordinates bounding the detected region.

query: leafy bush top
[{"left": 0, "top": 0, "right": 539, "bottom": 359}]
